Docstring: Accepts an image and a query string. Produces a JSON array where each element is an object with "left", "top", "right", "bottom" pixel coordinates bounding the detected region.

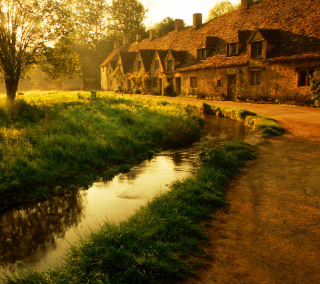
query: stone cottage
[{"left": 100, "top": 0, "right": 320, "bottom": 101}]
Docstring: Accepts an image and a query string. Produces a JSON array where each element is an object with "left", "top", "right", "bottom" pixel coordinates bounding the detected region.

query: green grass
[
  {"left": 202, "top": 102, "right": 285, "bottom": 137},
  {"left": 0, "top": 91, "right": 205, "bottom": 211},
  {"left": 2, "top": 141, "right": 256, "bottom": 284}
]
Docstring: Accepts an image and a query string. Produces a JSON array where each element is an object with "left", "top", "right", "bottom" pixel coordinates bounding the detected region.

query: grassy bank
[
  {"left": 201, "top": 102, "right": 285, "bottom": 137},
  {"left": 2, "top": 141, "right": 256, "bottom": 284},
  {"left": 0, "top": 91, "right": 204, "bottom": 211}
]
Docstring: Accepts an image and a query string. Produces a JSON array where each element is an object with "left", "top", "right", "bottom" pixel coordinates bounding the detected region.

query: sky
[{"left": 142, "top": 0, "right": 240, "bottom": 27}]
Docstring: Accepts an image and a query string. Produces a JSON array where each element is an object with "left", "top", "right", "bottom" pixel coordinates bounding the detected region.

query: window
[
  {"left": 227, "top": 43, "right": 238, "bottom": 56},
  {"left": 167, "top": 60, "right": 173, "bottom": 71},
  {"left": 251, "top": 41, "right": 263, "bottom": 57},
  {"left": 197, "top": 49, "right": 206, "bottom": 60},
  {"left": 153, "top": 78, "right": 159, "bottom": 87},
  {"left": 155, "top": 59, "right": 160, "bottom": 69},
  {"left": 137, "top": 60, "right": 142, "bottom": 71},
  {"left": 217, "top": 79, "right": 222, "bottom": 87},
  {"left": 250, "top": 70, "right": 262, "bottom": 85},
  {"left": 298, "top": 70, "right": 314, "bottom": 86},
  {"left": 190, "top": 77, "right": 198, "bottom": 88},
  {"left": 167, "top": 78, "right": 173, "bottom": 85}
]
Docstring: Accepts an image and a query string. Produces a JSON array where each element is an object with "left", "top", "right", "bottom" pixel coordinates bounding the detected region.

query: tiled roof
[
  {"left": 102, "top": 0, "right": 320, "bottom": 71},
  {"left": 139, "top": 50, "right": 156, "bottom": 72},
  {"left": 120, "top": 52, "right": 137, "bottom": 74}
]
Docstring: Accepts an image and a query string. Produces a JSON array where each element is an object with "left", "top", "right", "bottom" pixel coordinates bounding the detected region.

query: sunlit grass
[
  {"left": 2, "top": 141, "right": 256, "bottom": 284},
  {"left": 0, "top": 91, "right": 204, "bottom": 211}
]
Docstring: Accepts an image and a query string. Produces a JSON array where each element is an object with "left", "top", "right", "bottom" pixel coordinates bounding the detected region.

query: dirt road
[{"left": 122, "top": 94, "right": 320, "bottom": 283}]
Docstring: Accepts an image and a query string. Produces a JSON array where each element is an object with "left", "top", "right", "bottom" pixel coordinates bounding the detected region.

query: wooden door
[{"left": 227, "top": 75, "right": 237, "bottom": 100}]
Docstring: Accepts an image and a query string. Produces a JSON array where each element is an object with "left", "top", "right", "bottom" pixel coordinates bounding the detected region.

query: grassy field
[
  {"left": 0, "top": 91, "right": 205, "bottom": 211},
  {"left": 2, "top": 141, "right": 256, "bottom": 284}
]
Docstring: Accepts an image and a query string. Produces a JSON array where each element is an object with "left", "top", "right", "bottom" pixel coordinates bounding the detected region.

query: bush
[
  {"left": 163, "top": 83, "right": 175, "bottom": 97},
  {"left": 133, "top": 88, "right": 141, "bottom": 94}
]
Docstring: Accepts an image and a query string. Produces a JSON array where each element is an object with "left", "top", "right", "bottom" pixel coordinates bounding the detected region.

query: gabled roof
[
  {"left": 157, "top": 50, "right": 170, "bottom": 69},
  {"left": 139, "top": 50, "right": 156, "bottom": 72},
  {"left": 102, "top": 0, "right": 320, "bottom": 71},
  {"left": 119, "top": 51, "right": 137, "bottom": 74}
]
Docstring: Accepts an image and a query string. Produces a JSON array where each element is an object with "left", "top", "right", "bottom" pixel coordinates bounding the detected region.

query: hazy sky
[{"left": 143, "top": 0, "right": 240, "bottom": 26}]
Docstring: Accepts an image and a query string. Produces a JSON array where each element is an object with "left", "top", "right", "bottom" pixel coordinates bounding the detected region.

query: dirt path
[{"left": 120, "top": 94, "right": 320, "bottom": 283}]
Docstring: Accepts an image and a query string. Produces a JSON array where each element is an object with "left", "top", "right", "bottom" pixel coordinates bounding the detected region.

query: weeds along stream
[{"left": 0, "top": 109, "right": 248, "bottom": 279}]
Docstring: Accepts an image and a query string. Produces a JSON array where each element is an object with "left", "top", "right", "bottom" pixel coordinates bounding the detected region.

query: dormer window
[
  {"left": 197, "top": 49, "right": 206, "bottom": 60},
  {"left": 227, "top": 43, "right": 238, "bottom": 56},
  {"left": 155, "top": 59, "right": 160, "bottom": 69},
  {"left": 167, "top": 60, "right": 173, "bottom": 71},
  {"left": 251, "top": 41, "right": 263, "bottom": 57}
]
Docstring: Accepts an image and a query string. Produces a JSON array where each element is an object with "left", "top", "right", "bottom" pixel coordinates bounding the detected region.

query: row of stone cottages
[{"left": 100, "top": 0, "right": 320, "bottom": 101}]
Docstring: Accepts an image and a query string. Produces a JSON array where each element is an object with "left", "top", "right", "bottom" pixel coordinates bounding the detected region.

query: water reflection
[
  {"left": 0, "top": 115, "right": 248, "bottom": 275},
  {"left": 0, "top": 190, "right": 84, "bottom": 272}
]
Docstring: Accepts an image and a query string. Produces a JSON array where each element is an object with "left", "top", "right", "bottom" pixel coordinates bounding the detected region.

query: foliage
[
  {"left": 310, "top": 69, "right": 320, "bottom": 107},
  {"left": 206, "top": 0, "right": 239, "bottom": 21},
  {"left": 2, "top": 141, "right": 255, "bottom": 284},
  {"left": 70, "top": 0, "right": 113, "bottom": 89},
  {"left": 107, "top": 0, "right": 146, "bottom": 42},
  {"left": 152, "top": 17, "right": 185, "bottom": 37},
  {"left": 201, "top": 103, "right": 285, "bottom": 137},
  {"left": 109, "top": 67, "right": 124, "bottom": 84},
  {"left": 163, "top": 83, "right": 175, "bottom": 97},
  {"left": 41, "top": 38, "right": 82, "bottom": 81},
  {"left": 0, "top": 0, "right": 74, "bottom": 100},
  {"left": 0, "top": 91, "right": 204, "bottom": 211},
  {"left": 128, "top": 72, "right": 151, "bottom": 93}
]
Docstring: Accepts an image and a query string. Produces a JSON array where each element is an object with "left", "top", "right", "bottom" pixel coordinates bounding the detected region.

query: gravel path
[{"left": 119, "top": 94, "right": 320, "bottom": 283}]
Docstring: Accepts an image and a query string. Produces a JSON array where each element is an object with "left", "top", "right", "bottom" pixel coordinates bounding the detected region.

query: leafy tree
[
  {"left": 107, "top": 0, "right": 146, "bottom": 42},
  {"left": 0, "top": 0, "right": 74, "bottom": 101},
  {"left": 207, "top": 0, "right": 239, "bottom": 21},
  {"left": 41, "top": 38, "right": 82, "bottom": 81},
  {"left": 310, "top": 70, "right": 320, "bottom": 107},
  {"left": 152, "top": 17, "right": 184, "bottom": 37},
  {"left": 69, "top": 0, "right": 118, "bottom": 89}
]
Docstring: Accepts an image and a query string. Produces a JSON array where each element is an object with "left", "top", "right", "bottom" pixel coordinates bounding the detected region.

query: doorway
[{"left": 227, "top": 75, "right": 237, "bottom": 100}]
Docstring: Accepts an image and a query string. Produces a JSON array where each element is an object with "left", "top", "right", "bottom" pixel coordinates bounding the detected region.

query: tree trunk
[{"left": 5, "top": 78, "right": 19, "bottom": 101}]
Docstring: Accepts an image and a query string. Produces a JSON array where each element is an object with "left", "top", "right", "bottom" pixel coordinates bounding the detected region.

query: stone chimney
[
  {"left": 114, "top": 41, "right": 120, "bottom": 49},
  {"left": 175, "top": 19, "right": 184, "bottom": 33},
  {"left": 136, "top": 33, "right": 142, "bottom": 43},
  {"left": 149, "top": 29, "right": 156, "bottom": 40},
  {"left": 241, "top": 0, "right": 251, "bottom": 9},
  {"left": 123, "top": 36, "right": 129, "bottom": 45},
  {"left": 193, "top": 13, "right": 202, "bottom": 29}
]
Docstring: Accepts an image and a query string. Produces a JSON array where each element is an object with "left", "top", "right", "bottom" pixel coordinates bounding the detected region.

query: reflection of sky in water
[{"left": 0, "top": 116, "right": 248, "bottom": 276}]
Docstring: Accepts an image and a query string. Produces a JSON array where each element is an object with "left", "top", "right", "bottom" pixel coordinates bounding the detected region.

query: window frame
[
  {"left": 197, "top": 48, "right": 206, "bottom": 60},
  {"left": 167, "top": 60, "right": 174, "bottom": 71},
  {"left": 298, "top": 69, "right": 314, "bottom": 87},
  {"left": 155, "top": 59, "right": 160, "bottom": 70},
  {"left": 167, "top": 78, "right": 173, "bottom": 85},
  {"left": 227, "top": 43, "right": 238, "bottom": 56},
  {"left": 137, "top": 60, "right": 142, "bottom": 71},
  {"left": 251, "top": 41, "right": 263, "bottom": 58},
  {"left": 153, "top": 78, "right": 159, "bottom": 87},
  {"left": 190, "top": 77, "right": 198, "bottom": 88},
  {"left": 249, "top": 70, "right": 262, "bottom": 85}
]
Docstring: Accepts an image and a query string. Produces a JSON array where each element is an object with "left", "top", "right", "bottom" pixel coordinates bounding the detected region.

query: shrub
[{"left": 163, "top": 83, "right": 174, "bottom": 97}]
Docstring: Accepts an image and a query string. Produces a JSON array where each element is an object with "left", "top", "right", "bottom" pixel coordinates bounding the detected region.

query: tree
[
  {"left": 207, "top": 0, "right": 239, "bottom": 21},
  {"left": 107, "top": 0, "right": 146, "bottom": 42},
  {"left": 152, "top": 17, "right": 184, "bottom": 37},
  {"left": 41, "top": 38, "right": 82, "bottom": 81},
  {"left": 70, "top": 0, "right": 112, "bottom": 89},
  {"left": 0, "top": 0, "right": 75, "bottom": 101}
]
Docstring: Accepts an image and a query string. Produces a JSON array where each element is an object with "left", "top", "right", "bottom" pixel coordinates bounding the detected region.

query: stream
[{"left": 0, "top": 115, "right": 249, "bottom": 276}]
